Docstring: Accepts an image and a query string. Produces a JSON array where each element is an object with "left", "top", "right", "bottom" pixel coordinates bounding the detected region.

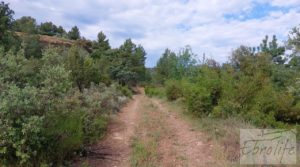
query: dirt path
[
  {"left": 73, "top": 92, "right": 215, "bottom": 167},
  {"left": 151, "top": 99, "right": 215, "bottom": 167},
  {"left": 73, "top": 94, "right": 142, "bottom": 167}
]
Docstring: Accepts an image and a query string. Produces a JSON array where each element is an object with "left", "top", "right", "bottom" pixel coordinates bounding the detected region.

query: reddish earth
[
  {"left": 72, "top": 94, "right": 141, "bottom": 167},
  {"left": 73, "top": 91, "right": 215, "bottom": 167},
  {"left": 151, "top": 99, "right": 215, "bottom": 167}
]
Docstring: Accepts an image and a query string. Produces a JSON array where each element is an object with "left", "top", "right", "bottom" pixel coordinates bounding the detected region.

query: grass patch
[
  {"left": 144, "top": 86, "right": 166, "bottom": 98},
  {"left": 130, "top": 98, "right": 162, "bottom": 167},
  {"left": 130, "top": 138, "right": 158, "bottom": 167}
]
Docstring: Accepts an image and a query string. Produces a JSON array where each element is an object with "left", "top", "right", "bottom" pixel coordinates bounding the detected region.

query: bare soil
[
  {"left": 72, "top": 94, "right": 141, "bottom": 167},
  {"left": 151, "top": 99, "right": 215, "bottom": 167},
  {"left": 73, "top": 91, "right": 215, "bottom": 167}
]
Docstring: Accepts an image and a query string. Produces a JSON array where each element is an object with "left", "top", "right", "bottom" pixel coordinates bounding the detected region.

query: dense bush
[
  {"left": 0, "top": 3, "right": 147, "bottom": 166},
  {"left": 118, "top": 85, "right": 133, "bottom": 98},
  {"left": 153, "top": 38, "right": 300, "bottom": 128},
  {"left": 184, "top": 84, "right": 212, "bottom": 115},
  {"left": 145, "top": 86, "right": 165, "bottom": 98},
  {"left": 165, "top": 80, "right": 183, "bottom": 101},
  {"left": 179, "top": 66, "right": 221, "bottom": 115},
  {"left": 0, "top": 48, "right": 130, "bottom": 166}
]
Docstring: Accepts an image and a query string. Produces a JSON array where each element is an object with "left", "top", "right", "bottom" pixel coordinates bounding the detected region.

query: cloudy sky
[{"left": 7, "top": 0, "right": 300, "bottom": 67}]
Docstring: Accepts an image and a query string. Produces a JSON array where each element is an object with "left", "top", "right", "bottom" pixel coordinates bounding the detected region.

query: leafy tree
[
  {"left": 230, "top": 45, "right": 255, "bottom": 71},
  {"left": 68, "top": 26, "right": 80, "bottom": 40},
  {"left": 288, "top": 25, "right": 300, "bottom": 69},
  {"left": 156, "top": 48, "right": 178, "bottom": 82},
  {"left": 12, "top": 16, "right": 37, "bottom": 33},
  {"left": 271, "top": 65, "right": 297, "bottom": 90},
  {"left": 260, "top": 35, "right": 285, "bottom": 64},
  {"left": 0, "top": 1, "right": 14, "bottom": 36},
  {"left": 0, "top": 48, "right": 29, "bottom": 87},
  {"left": 288, "top": 26, "right": 300, "bottom": 52},
  {"left": 155, "top": 46, "right": 196, "bottom": 83},
  {"left": 36, "top": 22, "right": 66, "bottom": 37},
  {"left": 94, "top": 31, "right": 110, "bottom": 51},
  {"left": 176, "top": 46, "right": 197, "bottom": 78},
  {"left": 22, "top": 34, "right": 42, "bottom": 59},
  {"left": 56, "top": 25, "right": 66, "bottom": 37},
  {"left": 91, "top": 31, "right": 111, "bottom": 59},
  {"left": 110, "top": 39, "right": 146, "bottom": 86},
  {"left": 0, "top": 1, "right": 19, "bottom": 50},
  {"left": 38, "top": 22, "right": 58, "bottom": 36},
  {"left": 66, "top": 46, "right": 85, "bottom": 91},
  {"left": 134, "top": 45, "right": 147, "bottom": 81},
  {"left": 66, "top": 46, "right": 103, "bottom": 91}
]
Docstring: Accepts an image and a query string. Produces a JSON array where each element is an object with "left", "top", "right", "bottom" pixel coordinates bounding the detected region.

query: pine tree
[{"left": 68, "top": 26, "right": 80, "bottom": 40}]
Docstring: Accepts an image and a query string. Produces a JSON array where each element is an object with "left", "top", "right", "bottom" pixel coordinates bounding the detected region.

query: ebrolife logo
[{"left": 240, "top": 129, "right": 297, "bottom": 165}]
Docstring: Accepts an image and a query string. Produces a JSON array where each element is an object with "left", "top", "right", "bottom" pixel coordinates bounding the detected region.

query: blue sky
[{"left": 7, "top": 0, "right": 300, "bottom": 67}]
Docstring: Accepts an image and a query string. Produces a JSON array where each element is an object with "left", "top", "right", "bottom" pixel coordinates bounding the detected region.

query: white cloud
[
  {"left": 271, "top": 0, "right": 300, "bottom": 7},
  {"left": 6, "top": 0, "right": 300, "bottom": 66}
]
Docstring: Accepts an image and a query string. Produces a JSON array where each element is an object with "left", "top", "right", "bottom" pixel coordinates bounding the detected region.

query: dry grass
[
  {"left": 130, "top": 99, "right": 163, "bottom": 167},
  {"left": 162, "top": 99, "right": 300, "bottom": 167},
  {"left": 161, "top": 99, "right": 252, "bottom": 166},
  {"left": 15, "top": 32, "right": 92, "bottom": 52},
  {"left": 39, "top": 35, "right": 74, "bottom": 46},
  {"left": 16, "top": 32, "right": 74, "bottom": 46}
]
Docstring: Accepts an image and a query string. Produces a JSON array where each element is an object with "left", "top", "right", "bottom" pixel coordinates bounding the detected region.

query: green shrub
[
  {"left": 276, "top": 94, "right": 300, "bottom": 123},
  {"left": 22, "top": 34, "right": 43, "bottom": 59},
  {"left": 242, "top": 110, "right": 282, "bottom": 128},
  {"left": 165, "top": 80, "right": 183, "bottom": 101},
  {"left": 83, "top": 83, "right": 128, "bottom": 113},
  {"left": 119, "top": 85, "right": 133, "bottom": 98},
  {"left": 0, "top": 48, "right": 129, "bottom": 166},
  {"left": 180, "top": 66, "right": 221, "bottom": 115},
  {"left": 184, "top": 85, "right": 212, "bottom": 115},
  {"left": 0, "top": 49, "right": 31, "bottom": 87},
  {"left": 83, "top": 115, "right": 108, "bottom": 143},
  {"left": 144, "top": 86, "right": 165, "bottom": 98},
  {"left": 0, "top": 84, "right": 44, "bottom": 166},
  {"left": 42, "top": 110, "right": 85, "bottom": 164}
]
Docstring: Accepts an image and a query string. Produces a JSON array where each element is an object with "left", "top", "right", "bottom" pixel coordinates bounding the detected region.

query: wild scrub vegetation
[
  {"left": 144, "top": 38, "right": 300, "bottom": 165},
  {"left": 0, "top": 2, "right": 146, "bottom": 166},
  {"left": 147, "top": 30, "right": 300, "bottom": 133},
  {"left": 1, "top": 0, "right": 300, "bottom": 166},
  {"left": 145, "top": 33, "right": 300, "bottom": 163}
]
